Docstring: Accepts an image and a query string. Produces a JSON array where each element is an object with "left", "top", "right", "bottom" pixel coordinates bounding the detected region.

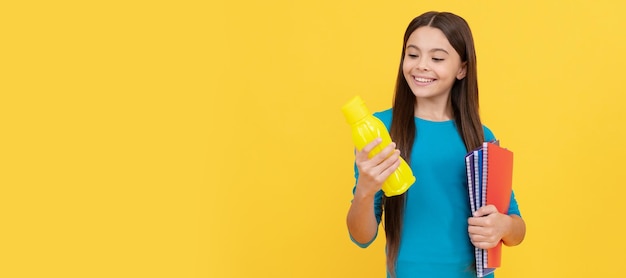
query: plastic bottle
[{"left": 341, "top": 96, "right": 416, "bottom": 196}]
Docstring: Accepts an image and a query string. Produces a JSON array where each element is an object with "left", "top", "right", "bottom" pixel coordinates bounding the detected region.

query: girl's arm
[
  {"left": 347, "top": 189, "right": 379, "bottom": 244},
  {"left": 502, "top": 214, "right": 525, "bottom": 246},
  {"left": 346, "top": 138, "right": 401, "bottom": 245}
]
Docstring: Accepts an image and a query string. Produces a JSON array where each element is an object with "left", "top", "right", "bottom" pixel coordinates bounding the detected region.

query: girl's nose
[{"left": 416, "top": 58, "right": 429, "bottom": 71}]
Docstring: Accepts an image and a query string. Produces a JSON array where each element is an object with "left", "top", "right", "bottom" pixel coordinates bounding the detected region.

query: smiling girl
[{"left": 346, "top": 11, "right": 526, "bottom": 278}]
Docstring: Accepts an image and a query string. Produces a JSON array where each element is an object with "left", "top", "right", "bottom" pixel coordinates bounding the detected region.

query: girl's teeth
[{"left": 415, "top": 77, "right": 433, "bottom": 82}]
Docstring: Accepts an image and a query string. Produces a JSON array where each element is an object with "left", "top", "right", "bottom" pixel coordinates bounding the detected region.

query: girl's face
[{"left": 402, "top": 26, "right": 467, "bottom": 102}]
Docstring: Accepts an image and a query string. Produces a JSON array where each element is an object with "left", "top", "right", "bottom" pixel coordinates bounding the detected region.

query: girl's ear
[{"left": 456, "top": 62, "right": 467, "bottom": 80}]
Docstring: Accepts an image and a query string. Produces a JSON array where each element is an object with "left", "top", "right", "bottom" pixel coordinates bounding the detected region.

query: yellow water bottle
[{"left": 341, "top": 96, "right": 416, "bottom": 197}]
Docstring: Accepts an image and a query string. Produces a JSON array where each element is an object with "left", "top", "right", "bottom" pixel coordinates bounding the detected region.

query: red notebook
[{"left": 484, "top": 142, "right": 513, "bottom": 268}]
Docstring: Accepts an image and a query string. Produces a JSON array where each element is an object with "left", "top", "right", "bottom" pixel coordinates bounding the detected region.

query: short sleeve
[
  {"left": 507, "top": 190, "right": 521, "bottom": 217},
  {"left": 483, "top": 126, "right": 495, "bottom": 142}
]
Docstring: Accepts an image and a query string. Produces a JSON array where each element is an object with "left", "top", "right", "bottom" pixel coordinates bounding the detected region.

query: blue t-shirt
[{"left": 350, "top": 109, "right": 521, "bottom": 278}]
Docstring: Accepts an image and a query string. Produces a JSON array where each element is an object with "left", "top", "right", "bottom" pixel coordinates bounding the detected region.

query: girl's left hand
[{"left": 467, "top": 205, "right": 512, "bottom": 249}]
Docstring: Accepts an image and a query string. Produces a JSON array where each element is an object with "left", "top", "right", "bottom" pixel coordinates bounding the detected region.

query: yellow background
[{"left": 2, "top": 1, "right": 625, "bottom": 277}]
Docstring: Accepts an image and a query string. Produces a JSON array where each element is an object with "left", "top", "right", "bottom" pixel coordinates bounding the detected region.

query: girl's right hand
[{"left": 354, "top": 138, "right": 402, "bottom": 198}]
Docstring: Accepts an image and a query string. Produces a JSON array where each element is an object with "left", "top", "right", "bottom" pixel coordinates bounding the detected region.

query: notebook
[{"left": 465, "top": 141, "right": 514, "bottom": 277}]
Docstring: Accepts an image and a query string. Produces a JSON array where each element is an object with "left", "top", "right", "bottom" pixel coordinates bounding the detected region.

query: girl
[{"left": 346, "top": 11, "right": 526, "bottom": 278}]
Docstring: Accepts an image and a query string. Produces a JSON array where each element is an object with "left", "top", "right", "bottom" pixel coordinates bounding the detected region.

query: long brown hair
[{"left": 384, "top": 11, "right": 485, "bottom": 276}]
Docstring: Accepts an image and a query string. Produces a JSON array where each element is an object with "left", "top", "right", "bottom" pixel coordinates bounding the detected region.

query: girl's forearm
[
  {"left": 346, "top": 193, "right": 379, "bottom": 245},
  {"left": 502, "top": 214, "right": 526, "bottom": 246}
]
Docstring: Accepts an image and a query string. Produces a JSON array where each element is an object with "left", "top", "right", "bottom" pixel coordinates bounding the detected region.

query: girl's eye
[
  {"left": 432, "top": 58, "right": 444, "bottom": 62},
  {"left": 407, "top": 54, "right": 418, "bottom": 58}
]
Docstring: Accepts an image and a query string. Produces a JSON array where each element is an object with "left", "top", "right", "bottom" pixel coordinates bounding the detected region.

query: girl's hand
[
  {"left": 354, "top": 138, "right": 401, "bottom": 199},
  {"left": 467, "top": 205, "right": 513, "bottom": 249}
]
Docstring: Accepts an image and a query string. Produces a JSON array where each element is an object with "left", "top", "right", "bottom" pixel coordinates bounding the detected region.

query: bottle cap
[{"left": 341, "top": 96, "right": 369, "bottom": 124}]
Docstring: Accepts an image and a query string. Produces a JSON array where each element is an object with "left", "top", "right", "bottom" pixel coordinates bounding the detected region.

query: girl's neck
[{"left": 414, "top": 97, "right": 453, "bottom": 121}]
